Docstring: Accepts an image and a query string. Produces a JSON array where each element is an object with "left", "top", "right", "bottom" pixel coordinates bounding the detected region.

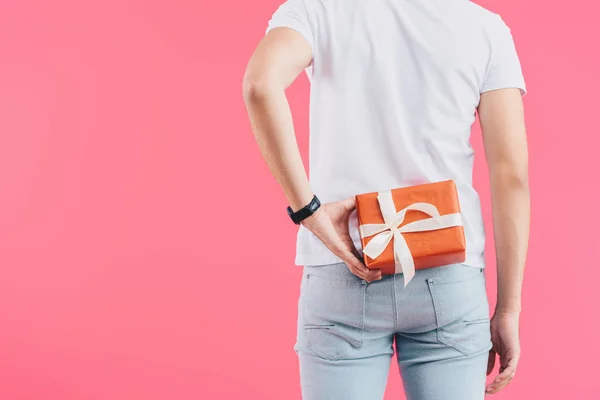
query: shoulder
[{"left": 462, "top": 1, "right": 509, "bottom": 29}]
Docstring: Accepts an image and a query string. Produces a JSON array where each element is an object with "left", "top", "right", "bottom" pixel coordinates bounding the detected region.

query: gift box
[{"left": 355, "top": 179, "right": 466, "bottom": 286}]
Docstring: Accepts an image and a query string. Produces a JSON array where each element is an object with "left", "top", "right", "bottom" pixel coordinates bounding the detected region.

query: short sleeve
[
  {"left": 480, "top": 15, "right": 527, "bottom": 96},
  {"left": 265, "top": 0, "right": 314, "bottom": 55}
]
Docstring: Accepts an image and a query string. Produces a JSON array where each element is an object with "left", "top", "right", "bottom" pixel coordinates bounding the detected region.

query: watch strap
[{"left": 287, "top": 195, "right": 321, "bottom": 224}]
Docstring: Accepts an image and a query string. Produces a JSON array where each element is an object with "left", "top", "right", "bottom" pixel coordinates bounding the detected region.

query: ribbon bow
[{"left": 358, "top": 190, "right": 463, "bottom": 287}]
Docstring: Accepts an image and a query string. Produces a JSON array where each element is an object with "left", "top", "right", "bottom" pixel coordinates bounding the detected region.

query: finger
[
  {"left": 344, "top": 246, "right": 381, "bottom": 281},
  {"left": 341, "top": 196, "right": 356, "bottom": 213},
  {"left": 486, "top": 349, "right": 496, "bottom": 376},
  {"left": 486, "top": 358, "right": 518, "bottom": 394},
  {"left": 485, "top": 372, "right": 515, "bottom": 394},
  {"left": 498, "top": 350, "right": 519, "bottom": 377},
  {"left": 348, "top": 258, "right": 382, "bottom": 282},
  {"left": 343, "top": 255, "right": 381, "bottom": 281},
  {"left": 364, "top": 269, "right": 383, "bottom": 282},
  {"left": 346, "top": 264, "right": 370, "bottom": 281},
  {"left": 347, "top": 261, "right": 375, "bottom": 281},
  {"left": 352, "top": 269, "right": 382, "bottom": 282},
  {"left": 341, "top": 251, "right": 369, "bottom": 273},
  {"left": 348, "top": 240, "right": 362, "bottom": 261},
  {"left": 338, "top": 242, "right": 378, "bottom": 280},
  {"left": 348, "top": 266, "right": 368, "bottom": 281},
  {"left": 496, "top": 360, "right": 518, "bottom": 382},
  {"left": 340, "top": 254, "right": 367, "bottom": 278},
  {"left": 350, "top": 249, "right": 372, "bottom": 277}
]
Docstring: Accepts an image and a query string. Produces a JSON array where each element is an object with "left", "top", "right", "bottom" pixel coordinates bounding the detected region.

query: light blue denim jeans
[{"left": 295, "top": 262, "right": 492, "bottom": 400}]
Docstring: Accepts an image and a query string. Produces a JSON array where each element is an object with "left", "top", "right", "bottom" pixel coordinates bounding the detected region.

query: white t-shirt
[{"left": 265, "top": 0, "right": 527, "bottom": 269}]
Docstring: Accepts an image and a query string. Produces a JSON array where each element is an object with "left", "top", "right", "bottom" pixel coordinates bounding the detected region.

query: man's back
[{"left": 265, "top": 0, "right": 527, "bottom": 268}]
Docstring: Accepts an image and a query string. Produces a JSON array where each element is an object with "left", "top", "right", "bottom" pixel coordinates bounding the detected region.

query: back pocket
[
  {"left": 301, "top": 271, "right": 366, "bottom": 361},
  {"left": 425, "top": 266, "right": 492, "bottom": 356}
]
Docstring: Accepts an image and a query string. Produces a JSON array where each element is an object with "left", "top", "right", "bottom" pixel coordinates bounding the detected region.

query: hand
[
  {"left": 300, "top": 197, "right": 382, "bottom": 282},
  {"left": 485, "top": 311, "right": 521, "bottom": 395}
]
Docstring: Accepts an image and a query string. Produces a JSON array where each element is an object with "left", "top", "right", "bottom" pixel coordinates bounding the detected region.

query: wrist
[
  {"left": 494, "top": 305, "right": 522, "bottom": 314},
  {"left": 289, "top": 191, "right": 317, "bottom": 212},
  {"left": 300, "top": 205, "right": 322, "bottom": 226},
  {"left": 287, "top": 194, "right": 321, "bottom": 225}
]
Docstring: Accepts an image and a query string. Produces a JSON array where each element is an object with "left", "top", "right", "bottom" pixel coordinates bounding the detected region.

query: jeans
[{"left": 295, "top": 262, "right": 493, "bottom": 400}]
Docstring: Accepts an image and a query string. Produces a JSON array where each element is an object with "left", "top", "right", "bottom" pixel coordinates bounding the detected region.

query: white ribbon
[{"left": 358, "top": 190, "right": 463, "bottom": 287}]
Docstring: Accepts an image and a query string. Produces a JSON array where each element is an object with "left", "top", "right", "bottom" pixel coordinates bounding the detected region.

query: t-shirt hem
[
  {"left": 295, "top": 251, "right": 486, "bottom": 269},
  {"left": 480, "top": 80, "right": 527, "bottom": 97}
]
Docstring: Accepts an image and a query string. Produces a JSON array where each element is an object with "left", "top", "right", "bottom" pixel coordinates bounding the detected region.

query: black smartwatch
[{"left": 287, "top": 195, "right": 321, "bottom": 225}]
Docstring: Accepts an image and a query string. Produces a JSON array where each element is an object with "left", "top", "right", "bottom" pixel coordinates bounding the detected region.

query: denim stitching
[
  {"left": 426, "top": 278, "right": 471, "bottom": 357},
  {"left": 463, "top": 317, "right": 490, "bottom": 326},
  {"left": 304, "top": 275, "right": 365, "bottom": 360},
  {"left": 392, "top": 274, "right": 398, "bottom": 331},
  {"left": 440, "top": 331, "right": 471, "bottom": 356},
  {"left": 360, "top": 281, "right": 366, "bottom": 345},
  {"left": 428, "top": 268, "right": 483, "bottom": 286},
  {"left": 426, "top": 278, "right": 441, "bottom": 327}
]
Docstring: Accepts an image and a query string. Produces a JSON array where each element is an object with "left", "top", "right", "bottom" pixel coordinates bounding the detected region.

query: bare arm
[
  {"left": 478, "top": 87, "right": 530, "bottom": 394},
  {"left": 242, "top": 27, "right": 314, "bottom": 211},
  {"left": 242, "top": 27, "right": 379, "bottom": 281},
  {"left": 479, "top": 88, "right": 530, "bottom": 314}
]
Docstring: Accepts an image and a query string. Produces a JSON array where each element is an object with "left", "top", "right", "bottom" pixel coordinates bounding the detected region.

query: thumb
[{"left": 340, "top": 196, "right": 356, "bottom": 213}]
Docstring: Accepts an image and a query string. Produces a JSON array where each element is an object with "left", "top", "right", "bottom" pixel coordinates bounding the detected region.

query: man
[{"left": 243, "top": 0, "right": 529, "bottom": 398}]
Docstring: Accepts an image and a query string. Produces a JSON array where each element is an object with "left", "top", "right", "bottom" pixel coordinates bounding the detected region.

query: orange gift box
[{"left": 355, "top": 180, "right": 466, "bottom": 285}]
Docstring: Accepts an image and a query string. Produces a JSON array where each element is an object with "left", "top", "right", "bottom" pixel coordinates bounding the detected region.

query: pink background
[{"left": 0, "top": 0, "right": 597, "bottom": 399}]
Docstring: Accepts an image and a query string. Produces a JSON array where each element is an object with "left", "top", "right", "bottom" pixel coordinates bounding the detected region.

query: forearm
[
  {"left": 489, "top": 168, "right": 530, "bottom": 313},
  {"left": 243, "top": 81, "right": 313, "bottom": 211}
]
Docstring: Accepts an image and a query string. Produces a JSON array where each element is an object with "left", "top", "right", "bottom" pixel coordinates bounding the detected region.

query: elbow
[
  {"left": 242, "top": 74, "right": 276, "bottom": 105},
  {"left": 491, "top": 163, "right": 530, "bottom": 193},
  {"left": 507, "top": 172, "right": 530, "bottom": 194}
]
